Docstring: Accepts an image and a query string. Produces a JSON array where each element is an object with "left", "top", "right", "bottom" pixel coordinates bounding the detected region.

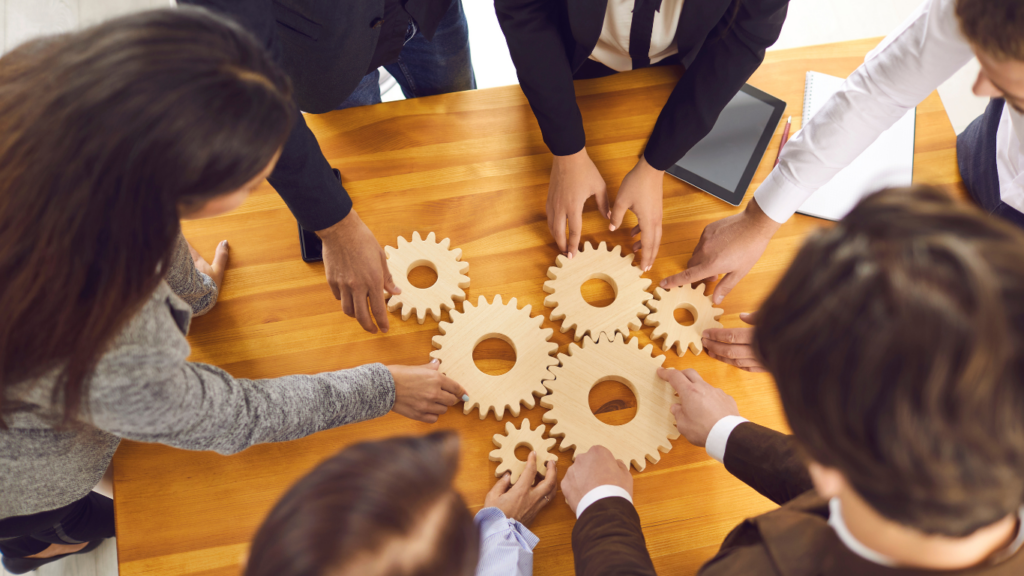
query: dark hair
[
  {"left": 245, "top": 432, "right": 479, "bottom": 576},
  {"left": 755, "top": 186, "right": 1024, "bottom": 537},
  {"left": 0, "top": 8, "right": 294, "bottom": 425},
  {"left": 956, "top": 0, "right": 1024, "bottom": 61}
]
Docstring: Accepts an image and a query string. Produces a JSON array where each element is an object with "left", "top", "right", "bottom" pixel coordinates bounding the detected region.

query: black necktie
[{"left": 629, "top": 0, "right": 663, "bottom": 69}]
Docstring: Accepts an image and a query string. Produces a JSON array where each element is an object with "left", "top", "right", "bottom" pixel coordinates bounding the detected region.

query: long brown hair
[
  {"left": 755, "top": 186, "right": 1024, "bottom": 536},
  {"left": 0, "top": 8, "right": 294, "bottom": 425},
  {"left": 246, "top": 432, "right": 479, "bottom": 576}
]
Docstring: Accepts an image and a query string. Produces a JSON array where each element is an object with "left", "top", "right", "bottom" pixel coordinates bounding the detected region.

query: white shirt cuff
[
  {"left": 705, "top": 415, "right": 749, "bottom": 464},
  {"left": 575, "top": 485, "right": 633, "bottom": 519},
  {"left": 753, "top": 168, "right": 812, "bottom": 224}
]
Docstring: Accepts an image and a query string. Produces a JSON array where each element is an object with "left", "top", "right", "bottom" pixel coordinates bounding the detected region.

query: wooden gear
[
  {"left": 543, "top": 241, "right": 652, "bottom": 341},
  {"left": 489, "top": 418, "right": 558, "bottom": 485},
  {"left": 644, "top": 285, "right": 724, "bottom": 356},
  {"left": 384, "top": 231, "right": 470, "bottom": 324},
  {"left": 541, "top": 333, "right": 680, "bottom": 472},
  {"left": 431, "top": 295, "right": 558, "bottom": 420}
]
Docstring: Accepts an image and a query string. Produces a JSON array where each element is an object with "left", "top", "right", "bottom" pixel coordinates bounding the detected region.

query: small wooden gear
[
  {"left": 541, "top": 333, "right": 679, "bottom": 472},
  {"left": 489, "top": 418, "right": 557, "bottom": 485},
  {"left": 644, "top": 285, "right": 724, "bottom": 356},
  {"left": 431, "top": 295, "right": 558, "bottom": 420},
  {"left": 542, "top": 241, "right": 652, "bottom": 341},
  {"left": 384, "top": 231, "right": 470, "bottom": 324}
]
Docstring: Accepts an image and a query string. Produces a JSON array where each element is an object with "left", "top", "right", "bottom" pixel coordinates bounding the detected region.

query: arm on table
[
  {"left": 167, "top": 232, "right": 221, "bottom": 316},
  {"left": 474, "top": 508, "right": 540, "bottom": 576},
  {"left": 718, "top": 421, "right": 813, "bottom": 506},
  {"left": 572, "top": 497, "right": 657, "bottom": 576}
]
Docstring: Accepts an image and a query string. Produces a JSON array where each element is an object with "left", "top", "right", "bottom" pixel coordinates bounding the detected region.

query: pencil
[{"left": 774, "top": 116, "right": 792, "bottom": 167}]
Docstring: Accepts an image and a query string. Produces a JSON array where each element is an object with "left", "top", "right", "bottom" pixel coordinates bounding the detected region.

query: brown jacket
[{"left": 571, "top": 422, "right": 1024, "bottom": 575}]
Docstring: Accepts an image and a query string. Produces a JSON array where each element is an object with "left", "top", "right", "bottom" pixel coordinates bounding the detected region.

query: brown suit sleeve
[
  {"left": 571, "top": 497, "right": 658, "bottom": 576},
  {"left": 723, "top": 422, "right": 813, "bottom": 506}
]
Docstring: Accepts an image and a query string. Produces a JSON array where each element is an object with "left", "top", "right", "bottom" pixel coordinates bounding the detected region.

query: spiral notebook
[{"left": 796, "top": 71, "right": 916, "bottom": 221}]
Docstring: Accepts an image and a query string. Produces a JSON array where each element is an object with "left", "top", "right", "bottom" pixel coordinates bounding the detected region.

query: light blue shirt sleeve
[{"left": 474, "top": 507, "right": 539, "bottom": 576}]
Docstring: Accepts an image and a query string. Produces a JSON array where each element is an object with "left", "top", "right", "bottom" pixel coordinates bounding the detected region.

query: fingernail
[
  {"left": 430, "top": 358, "right": 439, "bottom": 364},
  {"left": 644, "top": 265, "right": 651, "bottom": 273},
  {"left": 609, "top": 224, "right": 617, "bottom": 231},
  {"left": 714, "top": 295, "right": 723, "bottom": 305},
  {"left": 461, "top": 394, "right": 469, "bottom": 402},
  {"left": 702, "top": 330, "right": 710, "bottom": 338},
  {"left": 222, "top": 240, "right": 229, "bottom": 247},
  {"left": 531, "top": 451, "right": 537, "bottom": 457},
  {"left": 567, "top": 252, "right": 573, "bottom": 260}
]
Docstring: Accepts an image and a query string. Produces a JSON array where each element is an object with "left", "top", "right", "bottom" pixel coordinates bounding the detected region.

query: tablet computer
[{"left": 665, "top": 84, "right": 786, "bottom": 206}]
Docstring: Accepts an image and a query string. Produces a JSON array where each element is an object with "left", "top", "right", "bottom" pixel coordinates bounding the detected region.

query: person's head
[
  {"left": 245, "top": 432, "right": 479, "bottom": 576},
  {"left": 956, "top": 0, "right": 1024, "bottom": 112},
  {"left": 755, "top": 186, "right": 1024, "bottom": 537},
  {"left": 0, "top": 8, "right": 294, "bottom": 424}
]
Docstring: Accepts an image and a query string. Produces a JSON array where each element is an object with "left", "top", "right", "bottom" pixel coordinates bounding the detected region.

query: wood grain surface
[{"left": 113, "top": 38, "right": 964, "bottom": 576}]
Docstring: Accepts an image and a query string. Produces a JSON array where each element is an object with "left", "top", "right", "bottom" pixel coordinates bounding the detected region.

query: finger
[
  {"left": 533, "top": 459, "right": 558, "bottom": 496},
  {"left": 514, "top": 452, "right": 538, "bottom": 489},
  {"left": 594, "top": 184, "right": 610, "bottom": 219},
  {"left": 701, "top": 339, "right": 757, "bottom": 361},
  {"left": 608, "top": 196, "right": 630, "bottom": 232},
  {"left": 351, "top": 291, "right": 379, "bottom": 333},
  {"left": 488, "top": 472, "right": 512, "bottom": 499},
  {"left": 659, "top": 264, "right": 713, "bottom": 290},
  {"left": 211, "top": 240, "right": 230, "bottom": 275},
  {"left": 438, "top": 373, "right": 469, "bottom": 403},
  {"left": 702, "top": 327, "right": 755, "bottom": 345},
  {"left": 340, "top": 286, "right": 354, "bottom": 316},
  {"left": 711, "top": 271, "right": 745, "bottom": 306},
  {"left": 706, "top": 350, "right": 764, "bottom": 369},
  {"left": 631, "top": 224, "right": 641, "bottom": 237},
  {"left": 418, "top": 413, "right": 439, "bottom": 424},
  {"left": 640, "top": 219, "right": 661, "bottom": 271},
  {"left": 616, "top": 459, "right": 629, "bottom": 473},
  {"left": 425, "top": 402, "right": 447, "bottom": 416},
  {"left": 566, "top": 207, "right": 583, "bottom": 258},
  {"left": 739, "top": 311, "right": 758, "bottom": 326},
  {"left": 436, "top": 389, "right": 460, "bottom": 407},
  {"left": 632, "top": 240, "right": 642, "bottom": 253},
  {"left": 551, "top": 207, "right": 568, "bottom": 255},
  {"left": 368, "top": 282, "right": 390, "bottom": 334},
  {"left": 380, "top": 252, "right": 401, "bottom": 295},
  {"left": 659, "top": 367, "right": 692, "bottom": 397}
]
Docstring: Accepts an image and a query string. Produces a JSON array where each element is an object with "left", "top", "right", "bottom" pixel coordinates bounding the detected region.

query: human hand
[
  {"left": 609, "top": 156, "right": 664, "bottom": 271},
  {"left": 318, "top": 210, "right": 401, "bottom": 334},
  {"left": 484, "top": 452, "right": 558, "bottom": 527},
  {"left": 702, "top": 313, "right": 766, "bottom": 372},
  {"left": 659, "top": 199, "right": 781, "bottom": 305},
  {"left": 387, "top": 359, "right": 468, "bottom": 423},
  {"left": 561, "top": 445, "right": 633, "bottom": 515},
  {"left": 188, "top": 239, "right": 230, "bottom": 289},
  {"left": 659, "top": 368, "right": 740, "bottom": 448},
  {"left": 548, "top": 148, "right": 609, "bottom": 258}
]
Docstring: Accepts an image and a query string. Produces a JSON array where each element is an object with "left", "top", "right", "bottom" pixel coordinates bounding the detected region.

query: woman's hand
[
  {"left": 702, "top": 313, "right": 766, "bottom": 372},
  {"left": 484, "top": 451, "right": 558, "bottom": 527},
  {"left": 548, "top": 147, "right": 609, "bottom": 258},
  {"left": 609, "top": 156, "right": 664, "bottom": 272},
  {"left": 188, "top": 239, "right": 230, "bottom": 288},
  {"left": 387, "top": 359, "right": 468, "bottom": 423}
]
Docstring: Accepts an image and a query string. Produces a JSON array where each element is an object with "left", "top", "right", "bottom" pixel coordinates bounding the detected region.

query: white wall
[{"left": 3, "top": 0, "right": 169, "bottom": 53}]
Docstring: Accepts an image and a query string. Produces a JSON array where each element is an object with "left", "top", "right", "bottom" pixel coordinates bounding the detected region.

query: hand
[
  {"left": 547, "top": 148, "right": 609, "bottom": 258},
  {"left": 609, "top": 156, "right": 664, "bottom": 271},
  {"left": 561, "top": 445, "right": 633, "bottom": 515},
  {"left": 387, "top": 359, "right": 468, "bottom": 423},
  {"left": 659, "top": 199, "right": 781, "bottom": 305},
  {"left": 702, "top": 313, "right": 766, "bottom": 372},
  {"left": 318, "top": 210, "right": 401, "bottom": 334},
  {"left": 484, "top": 452, "right": 558, "bottom": 527},
  {"left": 188, "top": 239, "right": 230, "bottom": 289},
  {"left": 659, "top": 368, "right": 740, "bottom": 448}
]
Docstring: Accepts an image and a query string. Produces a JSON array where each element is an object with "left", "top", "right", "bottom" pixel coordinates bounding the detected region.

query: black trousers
[
  {"left": 0, "top": 493, "right": 114, "bottom": 558},
  {"left": 957, "top": 97, "right": 1024, "bottom": 228}
]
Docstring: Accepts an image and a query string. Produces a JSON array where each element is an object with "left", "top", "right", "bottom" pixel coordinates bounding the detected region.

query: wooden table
[{"left": 113, "top": 38, "right": 963, "bottom": 575}]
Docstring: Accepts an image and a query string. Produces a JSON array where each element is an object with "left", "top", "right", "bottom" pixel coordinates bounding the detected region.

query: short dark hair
[
  {"left": 755, "top": 186, "right": 1024, "bottom": 537},
  {"left": 245, "top": 432, "right": 479, "bottom": 576},
  {"left": 957, "top": 0, "right": 1024, "bottom": 61}
]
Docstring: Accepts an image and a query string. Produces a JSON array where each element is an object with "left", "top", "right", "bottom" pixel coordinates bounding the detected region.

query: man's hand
[
  {"left": 609, "top": 156, "right": 664, "bottom": 272},
  {"left": 387, "top": 359, "right": 468, "bottom": 423},
  {"left": 318, "top": 210, "right": 401, "bottom": 334},
  {"left": 659, "top": 368, "right": 740, "bottom": 447},
  {"left": 188, "top": 239, "right": 230, "bottom": 288},
  {"left": 659, "top": 199, "right": 781, "bottom": 305},
  {"left": 702, "top": 313, "right": 766, "bottom": 372},
  {"left": 561, "top": 446, "right": 633, "bottom": 515},
  {"left": 484, "top": 452, "right": 558, "bottom": 527},
  {"left": 548, "top": 148, "right": 609, "bottom": 259}
]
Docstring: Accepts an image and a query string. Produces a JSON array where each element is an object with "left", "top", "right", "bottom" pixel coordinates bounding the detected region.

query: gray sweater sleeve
[{"left": 167, "top": 232, "right": 219, "bottom": 316}]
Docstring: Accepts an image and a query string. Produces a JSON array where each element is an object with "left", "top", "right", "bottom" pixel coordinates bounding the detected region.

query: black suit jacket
[
  {"left": 181, "top": 0, "right": 447, "bottom": 231},
  {"left": 494, "top": 0, "right": 789, "bottom": 170}
]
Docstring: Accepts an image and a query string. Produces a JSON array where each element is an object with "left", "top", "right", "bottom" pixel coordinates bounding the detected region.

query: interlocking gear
[
  {"left": 489, "top": 418, "right": 558, "bottom": 485},
  {"left": 542, "top": 241, "right": 652, "bottom": 341},
  {"left": 385, "top": 231, "right": 470, "bottom": 324},
  {"left": 541, "top": 333, "right": 679, "bottom": 471},
  {"left": 645, "top": 285, "right": 724, "bottom": 356},
  {"left": 431, "top": 295, "right": 559, "bottom": 420}
]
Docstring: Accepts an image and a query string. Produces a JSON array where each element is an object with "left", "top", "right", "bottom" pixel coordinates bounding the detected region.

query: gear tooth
[
  {"left": 611, "top": 244, "right": 622, "bottom": 255},
  {"left": 597, "top": 241, "right": 608, "bottom": 252},
  {"left": 542, "top": 278, "right": 557, "bottom": 293},
  {"left": 438, "top": 236, "right": 450, "bottom": 249},
  {"left": 384, "top": 245, "right": 395, "bottom": 257},
  {"left": 450, "top": 247, "right": 463, "bottom": 261},
  {"left": 507, "top": 296, "right": 517, "bottom": 308},
  {"left": 623, "top": 251, "right": 636, "bottom": 265},
  {"left": 431, "top": 335, "right": 444, "bottom": 349},
  {"left": 477, "top": 294, "right": 488, "bottom": 307},
  {"left": 494, "top": 294, "right": 504, "bottom": 306},
  {"left": 655, "top": 286, "right": 666, "bottom": 299},
  {"left": 425, "top": 231, "right": 436, "bottom": 243},
  {"left": 412, "top": 231, "right": 423, "bottom": 242},
  {"left": 397, "top": 234, "right": 409, "bottom": 246},
  {"left": 639, "top": 277, "right": 652, "bottom": 290}
]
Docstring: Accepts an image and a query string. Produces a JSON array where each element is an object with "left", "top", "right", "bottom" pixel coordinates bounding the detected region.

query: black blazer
[
  {"left": 495, "top": 0, "right": 789, "bottom": 170},
  {"left": 181, "top": 0, "right": 447, "bottom": 232}
]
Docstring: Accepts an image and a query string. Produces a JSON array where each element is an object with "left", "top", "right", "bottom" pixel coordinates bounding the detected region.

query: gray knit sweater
[{"left": 0, "top": 233, "right": 396, "bottom": 520}]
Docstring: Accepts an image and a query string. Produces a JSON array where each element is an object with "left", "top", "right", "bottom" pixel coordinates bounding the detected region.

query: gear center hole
[
  {"left": 473, "top": 337, "right": 516, "bottom": 376},
  {"left": 674, "top": 304, "right": 697, "bottom": 326},
  {"left": 589, "top": 379, "right": 638, "bottom": 425},
  {"left": 581, "top": 274, "right": 617, "bottom": 308},
  {"left": 514, "top": 443, "right": 533, "bottom": 462},
  {"left": 407, "top": 260, "right": 438, "bottom": 289}
]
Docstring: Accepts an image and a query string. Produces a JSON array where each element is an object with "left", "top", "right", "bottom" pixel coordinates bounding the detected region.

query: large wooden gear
[
  {"left": 644, "top": 285, "right": 724, "bottom": 356},
  {"left": 431, "top": 295, "right": 559, "bottom": 420},
  {"left": 542, "top": 241, "right": 652, "bottom": 341},
  {"left": 541, "top": 333, "right": 679, "bottom": 471},
  {"left": 489, "top": 418, "right": 558, "bottom": 485},
  {"left": 384, "top": 231, "right": 470, "bottom": 324}
]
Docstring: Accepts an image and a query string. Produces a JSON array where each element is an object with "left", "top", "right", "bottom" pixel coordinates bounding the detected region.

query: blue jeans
[{"left": 338, "top": 0, "right": 476, "bottom": 109}]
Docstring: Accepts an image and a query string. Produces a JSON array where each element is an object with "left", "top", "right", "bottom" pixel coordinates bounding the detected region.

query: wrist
[
  {"left": 316, "top": 209, "right": 361, "bottom": 241},
  {"left": 744, "top": 199, "right": 783, "bottom": 234},
  {"left": 553, "top": 147, "right": 590, "bottom": 167},
  {"left": 636, "top": 154, "right": 665, "bottom": 177}
]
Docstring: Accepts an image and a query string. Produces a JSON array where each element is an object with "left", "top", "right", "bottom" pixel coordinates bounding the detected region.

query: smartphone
[{"left": 299, "top": 225, "right": 323, "bottom": 262}]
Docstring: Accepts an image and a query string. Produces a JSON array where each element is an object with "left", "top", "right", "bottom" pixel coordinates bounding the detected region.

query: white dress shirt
[
  {"left": 590, "top": 0, "right": 685, "bottom": 72},
  {"left": 754, "top": 0, "right": 1024, "bottom": 222}
]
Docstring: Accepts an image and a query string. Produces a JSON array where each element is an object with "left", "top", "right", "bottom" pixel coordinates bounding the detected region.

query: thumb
[
  {"left": 608, "top": 195, "right": 630, "bottom": 232},
  {"left": 380, "top": 252, "right": 401, "bottom": 295},
  {"left": 211, "top": 240, "right": 230, "bottom": 274},
  {"left": 739, "top": 311, "right": 758, "bottom": 326},
  {"left": 711, "top": 271, "right": 744, "bottom": 306},
  {"left": 424, "top": 358, "right": 441, "bottom": 371}
]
